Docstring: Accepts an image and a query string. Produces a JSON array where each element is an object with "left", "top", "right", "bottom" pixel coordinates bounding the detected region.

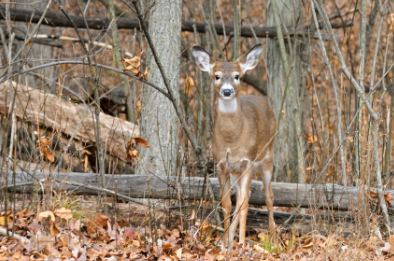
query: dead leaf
[
  {"left": 340, "top": 32, "right": 349, "bottom": 45},
  {"left": 387, "top": 13, "right": 394, "bottom": 33},
  {"left": 368, "top": 190, "right": 380, "bottom": 204},
  {"left": 37, "top": 211, "right": 55, "bottom": 222},
  {"left": 185, "top": 77, "right": 195, "bottom": 95},
  {"left": 86, "top": 212, "right": 110, "bottom": 234},
  {"left": 39, "top": 136, "right": 51, "bottom": 147},
  {"left": 187, "top": 210, "right": 195, "bottom": 221},
  {"left": 175, "top": 248, "right": 182, "bottom": 259},
  {"left": 126, "top": 137, "right": 150, "bottom": 163},
  {"left": 121, "top": 50, "right": 150, "bottom": 80},
  {"left": 0, "top": 215, "right": 12, "bottom": 226},
  {"left": 133, "top": 137, "right": 150, "bottom": 148},
  {"left": 37, "top": 137, "right": 54, "bottom": 162},
  {"left": 302, "top": 134, "right": 318, "bottom": 145},
  {"left": 143, "top": 67, "right": 150, "bottom": 78},
  {"left": 127, "top": 148, "right": 140, "bottom": 161},
  {"left": 43, "top": 148, "right": 54, "bottom": 162},
  {"left": 54, "top": 208, "right": 72, "bottom": 220},
  {"left": 136, "top": 99, "right": 142, "bottom": 114},
  {"left": 385, "top": 192, "right": 394, "bottom": 206}
]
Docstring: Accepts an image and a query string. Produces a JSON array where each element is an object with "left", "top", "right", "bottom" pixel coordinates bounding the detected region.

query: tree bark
[
  {"left": 135, "top": 0, "right": 181, "bottom": 177},
  {"left": 268, "top": 0, "right": 304, "bottom": 183},
  {"left": 199, "top": 0, "right": 215, "bottom": 147}
]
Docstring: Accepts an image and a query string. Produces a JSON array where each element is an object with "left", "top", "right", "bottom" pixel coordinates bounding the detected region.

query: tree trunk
[
  {"left": 268, "top": 0, "right": 303, "bottom": 183},
  {"left": 136, "top": 0, "right": 181, "bottom": 177},
  {"left": 200, "top": 0, "right": 215, "bottom": 148}
]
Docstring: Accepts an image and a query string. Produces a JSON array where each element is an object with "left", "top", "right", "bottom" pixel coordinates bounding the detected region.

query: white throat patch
[{"left": 218, "top": 98, "right": 238, "bottom": 113}]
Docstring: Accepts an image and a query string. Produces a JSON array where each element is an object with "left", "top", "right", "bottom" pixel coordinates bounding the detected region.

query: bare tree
[
  {"left": 136, "top": 0, "right": 181, "bottom": 177},
  {"left": 267, "top": 0, "right": 304, "bottom": 183}
]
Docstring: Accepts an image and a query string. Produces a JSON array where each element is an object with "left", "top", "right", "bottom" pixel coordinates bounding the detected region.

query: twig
[
  {"left": 313, "top": 0, "right": 390, "bottom": 226},
  {"left": 311, "top": 0, "right": 347, "bottom": 186}
]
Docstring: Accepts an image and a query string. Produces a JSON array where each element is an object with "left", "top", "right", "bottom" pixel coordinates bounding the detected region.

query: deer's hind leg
[{"left": 256, "top": 155, "right": 276, "bottom": 239}]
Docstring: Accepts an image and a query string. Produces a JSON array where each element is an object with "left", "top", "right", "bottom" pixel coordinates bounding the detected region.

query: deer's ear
[
  {"left": 192, "top": 45, "right": 215, "bottom": 73},
  {"left": 237, "top": 43, "right": 262, "bottom": 73}
]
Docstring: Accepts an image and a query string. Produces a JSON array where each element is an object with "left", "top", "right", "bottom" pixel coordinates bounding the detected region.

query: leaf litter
[{"left": 1, "top": 206, "right": 394, "bottom": 260}]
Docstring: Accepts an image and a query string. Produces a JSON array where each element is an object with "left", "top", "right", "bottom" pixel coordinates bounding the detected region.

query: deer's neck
[
  {"left": 218, "top": 98, "right": 238, "bottom": 113},
  {"left": 214, "top": 98, "right": 244, "bottom": 142}
]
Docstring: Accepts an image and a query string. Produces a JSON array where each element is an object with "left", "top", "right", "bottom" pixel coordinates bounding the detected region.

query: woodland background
[{"left": 0, "top": 0, "right": 394, "bottom": 259}]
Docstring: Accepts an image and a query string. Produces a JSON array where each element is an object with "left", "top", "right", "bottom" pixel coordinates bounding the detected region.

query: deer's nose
[{"left": 223, "top": 89, "right": 233, "bottom": 97}]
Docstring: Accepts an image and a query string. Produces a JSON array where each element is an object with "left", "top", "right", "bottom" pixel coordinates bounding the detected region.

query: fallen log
[
  {"left": 6, "top": 171, "right": 394, "bottom": 213},
  {"left": 0, "top": 81, "right": 139, "bottom": 160},
  {"left": 0, "top": 7, "right": 351, "bottom": 39}
]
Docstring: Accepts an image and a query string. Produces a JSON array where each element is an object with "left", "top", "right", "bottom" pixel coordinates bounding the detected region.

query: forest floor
[{"left": 1, "top": 198, "right": 394, "bottom": 260}]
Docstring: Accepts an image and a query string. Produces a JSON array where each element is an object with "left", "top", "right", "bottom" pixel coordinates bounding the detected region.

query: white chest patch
[{"left": 219, "top": 98, "right": 238, "bottom": 113}]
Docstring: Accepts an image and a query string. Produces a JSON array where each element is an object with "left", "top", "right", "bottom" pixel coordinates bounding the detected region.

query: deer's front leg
[
  {"left": 229, "top": 160, "right": 253, "bottom": 245},
  {"left": 217, "top": 161, "right": 232, "bottom": 247}
]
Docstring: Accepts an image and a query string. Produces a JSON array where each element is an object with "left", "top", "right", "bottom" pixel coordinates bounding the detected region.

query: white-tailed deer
[{"left": 192, "top": 44, "right": 276, "bottom": 246}]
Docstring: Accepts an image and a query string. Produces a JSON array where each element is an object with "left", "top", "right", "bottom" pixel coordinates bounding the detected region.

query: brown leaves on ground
[
  {"left": 1, "top": 206, "right": 394, "bottom": 260},
  {"left": 37, "top": 136, "right": 54, "bottom": 162},
  {"left": 126, "top": 137, "right": 150, "bottom": 163},
  {"left": 121, "top": 50, "right": 150, "bottom": 80}
]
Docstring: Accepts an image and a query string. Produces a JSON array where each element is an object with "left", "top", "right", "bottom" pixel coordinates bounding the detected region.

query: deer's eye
[
  {"left": 234, "top": 75, "right": 240, "bottom": 80},
  {"left": 215, "top": 75, "right": 220, "bottom": 80}
]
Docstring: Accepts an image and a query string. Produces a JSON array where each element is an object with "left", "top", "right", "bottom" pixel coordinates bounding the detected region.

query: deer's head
[{"left": 192, "top": 44, "right": 262, "bottom": 100}]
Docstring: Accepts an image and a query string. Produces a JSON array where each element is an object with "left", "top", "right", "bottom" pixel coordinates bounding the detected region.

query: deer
[{"left": 192, "top": 43, "right": 276, "bottom": 247}]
